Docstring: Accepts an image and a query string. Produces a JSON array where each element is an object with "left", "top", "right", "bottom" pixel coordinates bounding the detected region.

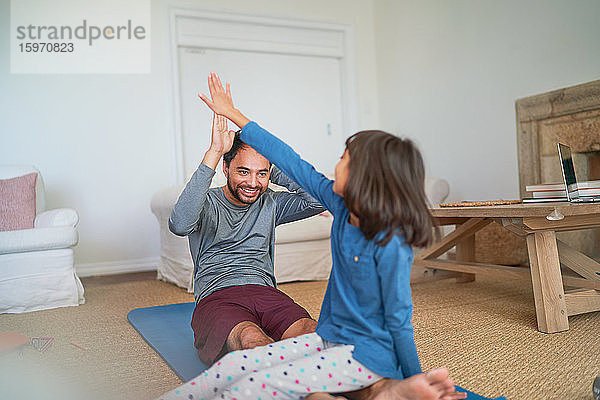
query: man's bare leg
[
  {"left": 226, "top": 321, "right": 274, "bottom": 351},
  {"left": 305, "top": 394, "right": 345, "bottom": 400},
  {"left": 339, "top": 368, "right": 467, "bottom": 400},
  {"left": 280, "top": 317, "right": 317, "bottom": 340}
]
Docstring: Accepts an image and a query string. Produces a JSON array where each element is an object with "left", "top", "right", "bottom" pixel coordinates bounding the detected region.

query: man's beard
[{"left": 227, "top": 180, "right": 265, "bottom": 204}]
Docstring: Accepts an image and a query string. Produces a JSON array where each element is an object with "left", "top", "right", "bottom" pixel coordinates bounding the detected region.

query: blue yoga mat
[
  {"left": 127, "top": 302, "right": 505, "bottom": 399},
  {"left": 128, "top": 302, "right": 206, "bottom": 382}
]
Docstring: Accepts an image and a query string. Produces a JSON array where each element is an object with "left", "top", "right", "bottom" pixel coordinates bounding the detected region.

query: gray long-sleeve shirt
[{"left": 169, "top": 163, "right": 325, "bottom": 302}]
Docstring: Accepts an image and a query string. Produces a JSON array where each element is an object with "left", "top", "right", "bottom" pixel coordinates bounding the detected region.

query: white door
[{"left": 178, "top": 47, "right": 345, "bottom": 180}]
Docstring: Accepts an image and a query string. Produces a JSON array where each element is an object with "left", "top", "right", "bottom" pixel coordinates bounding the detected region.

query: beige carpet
[{"left": 1, "top": 272, "right": 598, "bottom": 400}]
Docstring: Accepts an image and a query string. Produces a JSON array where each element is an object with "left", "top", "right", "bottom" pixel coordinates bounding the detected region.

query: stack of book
[{"left": 525, "top": 180, "right": 600, "bottom": 202}]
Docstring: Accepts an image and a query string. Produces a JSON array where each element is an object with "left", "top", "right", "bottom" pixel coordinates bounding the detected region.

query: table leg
[
  {"left": 526, "top": 230, "right": 569, "bottom": 333},
  {"left": 455, "top": 230, "right": 476, "bottom": 283}
]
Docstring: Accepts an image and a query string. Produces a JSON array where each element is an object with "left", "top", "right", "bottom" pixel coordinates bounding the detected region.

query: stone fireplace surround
[{"left": 516, "top": 80, "right": 600, "bottom": 258}]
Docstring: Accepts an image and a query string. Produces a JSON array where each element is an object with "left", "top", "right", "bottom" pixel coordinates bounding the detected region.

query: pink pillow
[{"left": 0, "top": 172, "right": 37, "bottom": 231}]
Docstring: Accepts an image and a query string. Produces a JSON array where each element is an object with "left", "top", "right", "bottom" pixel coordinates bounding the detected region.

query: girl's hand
[
  {"left": 199, "top": 72, "right": 234, "bottom": 117},
  {"left": 209, "top": 113, "right": 235, "bottom": 155},
  {"left": 198, "top": 72, "right": 251, "bottom": 129}
]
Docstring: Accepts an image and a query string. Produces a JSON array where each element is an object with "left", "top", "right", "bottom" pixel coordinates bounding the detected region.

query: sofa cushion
[
  {"left": 275, "top": 212, "right": 332, "bottom": 244},
  {"left": 0, "top": 172, "right": 37, "bottom": 231}
]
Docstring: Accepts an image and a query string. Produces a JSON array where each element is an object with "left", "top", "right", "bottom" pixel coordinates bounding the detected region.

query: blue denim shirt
[{"left": 241, "top": 122, "right": 421, "bottom": 379}]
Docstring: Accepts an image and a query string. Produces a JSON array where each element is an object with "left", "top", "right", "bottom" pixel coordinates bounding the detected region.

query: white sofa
[
  {"left": 151, "top": 172, "right": 449, "bottom": 292},
  {"left": 0, "top": 165, "right": 84, "bottom": 314}
]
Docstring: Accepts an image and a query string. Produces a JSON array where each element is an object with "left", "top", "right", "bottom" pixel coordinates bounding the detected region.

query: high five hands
[{"left": 198, "top": 72, "right": 250, "bottom": 130}]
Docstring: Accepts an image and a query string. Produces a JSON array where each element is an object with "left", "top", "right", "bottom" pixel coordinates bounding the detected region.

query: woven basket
[{"left": 475, "top": 222, "right": 528, "bottom": 265}]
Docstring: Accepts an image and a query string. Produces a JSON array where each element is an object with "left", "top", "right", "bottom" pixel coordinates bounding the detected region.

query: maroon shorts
[{"left": 191, "top": 284, "right": 313, "bottom": 365}]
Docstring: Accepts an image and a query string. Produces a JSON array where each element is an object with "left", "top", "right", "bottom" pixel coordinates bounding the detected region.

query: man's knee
[
  {"left": 281, "top": 317, "right": 317, "bottom": 339},
  {"left": 297, "top": 318, "right": 317, "bottom": 333},
  {"left": 227, "top": 321, "right": 274, "bottom": 351}
]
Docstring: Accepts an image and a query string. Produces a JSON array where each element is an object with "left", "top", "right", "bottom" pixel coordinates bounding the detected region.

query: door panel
[{"left": 178, "top": 47, "right": 345, "bottom": 180}]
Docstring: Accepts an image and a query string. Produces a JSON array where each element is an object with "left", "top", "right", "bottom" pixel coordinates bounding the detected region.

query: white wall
[
  {"left": 373, "top": 0, "right": 600, "bottom": 201},
  {"left": 8, "top": 0, "right": 596, "bottom": 273},
  {"left": 0, "top": 0, "right": 380, "bottom": 275}
]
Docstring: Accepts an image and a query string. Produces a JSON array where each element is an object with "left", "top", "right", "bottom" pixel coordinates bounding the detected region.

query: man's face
[{"left": 223, "top": 146, "right": 271, "bottom": 206}]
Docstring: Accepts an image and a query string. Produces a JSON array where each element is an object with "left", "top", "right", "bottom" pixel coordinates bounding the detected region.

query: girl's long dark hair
[{"left": 343, "top": 130, "right": 437, "bottom": 247}]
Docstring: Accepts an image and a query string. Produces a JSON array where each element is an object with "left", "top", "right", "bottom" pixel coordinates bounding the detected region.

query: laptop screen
[{"left": 557, "top": 143, "right": 578, "bottom": 199}]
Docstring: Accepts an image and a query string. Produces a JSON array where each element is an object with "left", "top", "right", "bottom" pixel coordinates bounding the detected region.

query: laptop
[{"left": 557, "top": 142, "right": 600, "bottom": 203}]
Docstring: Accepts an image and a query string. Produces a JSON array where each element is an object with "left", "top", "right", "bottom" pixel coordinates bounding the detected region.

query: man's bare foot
[{"left": 347, "top": 368, "right": 467, "bottom": 400}]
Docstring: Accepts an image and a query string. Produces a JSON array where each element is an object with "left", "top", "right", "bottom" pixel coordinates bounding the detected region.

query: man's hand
[
  {"left": 209, "top": 113, "right": 235, "bottom": 155},
  {"left": 198, "top": 72, "right": 251, "bottom": 129},
  {"left": 202, "top": 113, "right": 236, "bottom": 171}
]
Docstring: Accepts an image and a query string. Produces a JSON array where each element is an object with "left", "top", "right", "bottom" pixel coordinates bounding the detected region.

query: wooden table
[{"left": 415, "top": 202, "right": 600, "bottom": 333}]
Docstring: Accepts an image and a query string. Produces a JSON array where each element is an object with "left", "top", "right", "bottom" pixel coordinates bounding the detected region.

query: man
[{"left": 169, "top": 114, "right": 323, "bottom": 365}]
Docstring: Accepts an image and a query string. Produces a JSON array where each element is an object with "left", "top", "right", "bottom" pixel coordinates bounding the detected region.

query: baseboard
[
  {"left": 76, "top": 257, "right": 159, "bottom": 277},
  {"left": 76, "top": 257, "right": 456, "bottom": 280}
]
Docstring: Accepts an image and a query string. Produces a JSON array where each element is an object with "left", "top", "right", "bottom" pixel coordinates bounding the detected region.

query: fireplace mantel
[{"left": 515, "top": 80, "right": 600, "bottom": 197}]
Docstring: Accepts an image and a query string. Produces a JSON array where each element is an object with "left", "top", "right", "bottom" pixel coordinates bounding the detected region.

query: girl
[{"left": 157, "top": 73, "right": 465, "bottom": 400}]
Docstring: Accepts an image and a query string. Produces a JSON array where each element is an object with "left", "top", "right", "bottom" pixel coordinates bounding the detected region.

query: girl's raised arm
[
  {"left": 198, "top": 72, "right": 341, "bottom": 212},
  {"left": 241, "top": 122, "right": 339, "bottom": 212}
]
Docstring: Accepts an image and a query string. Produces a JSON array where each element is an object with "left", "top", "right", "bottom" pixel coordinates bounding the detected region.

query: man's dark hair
[
  {"left": 223, "top": 131, "right": 246, "bottom": 167},
  {"left": 343, "top": 130, "right": 438, "bottom": 248},
  {"left": 223, "top": 130, "right": 271, "bottom": 168}
]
